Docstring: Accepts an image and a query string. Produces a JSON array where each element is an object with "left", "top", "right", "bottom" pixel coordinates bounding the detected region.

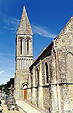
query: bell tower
[{"left": 14, "top": 5, "right": 33, "bottom": 100}]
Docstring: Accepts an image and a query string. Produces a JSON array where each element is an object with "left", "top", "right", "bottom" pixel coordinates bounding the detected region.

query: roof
[
  {"left": 30, "top": 42, "right": 53, "bottom": 68},
  {"left": 17, "top": 5, "right": 33, "bottom": 35},
  {"left": 30, "top": 15, "right": 73, "bottom": 69},
  {"left": 54, "top": 15, "right": 73, "bottom": 41}
]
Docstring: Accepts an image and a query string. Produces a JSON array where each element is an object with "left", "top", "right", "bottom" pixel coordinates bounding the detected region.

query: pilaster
[
  {"left": 38, "top": 60, "right": 44, "bottom": 108},
  {"left": 32, "top": 66, "right": 36, "bottom": 105},
  {"left": 50, "top": 41, "right": 58, "bottom": 112}
]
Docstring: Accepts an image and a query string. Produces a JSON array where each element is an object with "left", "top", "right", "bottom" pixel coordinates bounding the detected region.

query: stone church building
[{"left": 14, "top": 4, "right": 73, "bottom": 113}]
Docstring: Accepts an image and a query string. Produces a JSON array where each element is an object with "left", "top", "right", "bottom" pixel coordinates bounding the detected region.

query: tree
[{"left": 0, "top": 78, "right": 14, "bottom": 95}]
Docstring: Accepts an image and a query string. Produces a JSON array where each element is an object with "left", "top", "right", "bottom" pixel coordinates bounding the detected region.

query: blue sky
[{"left": 0, "top": 0, "right": 73, "bottom": 85}]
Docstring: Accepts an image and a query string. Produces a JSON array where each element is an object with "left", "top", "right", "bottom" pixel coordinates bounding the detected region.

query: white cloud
[
  {"left": 0, "top": 71, "right": 4, "bottom": 75},
  {"left": 32, "top": 24, "right": 57, "bottom": 38},
  {"left": 0, "top": 12, "right": 57, "bottom": 38},
  {"left": 0, "top": 12, "right": 19, "bottom": 32},
  {"left": 0, "top": 53, "right": 15, "bottom": 57},
  {"left": 2, "top": 26, "right": 16, "bottom": 31}
]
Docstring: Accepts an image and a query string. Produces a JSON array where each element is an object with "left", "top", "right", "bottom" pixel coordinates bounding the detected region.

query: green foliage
[
  {"left": 0, "top": 78, "right": 14, "bottom": 95},
  {"left": 0, "top": 84, "right": 4, "bottom": 90},
  {"left": 0, "top": 100, "right": 1, "bottom": 104},
  {"left": 4, "top": 88, "right": 9, "bottom": 95}
]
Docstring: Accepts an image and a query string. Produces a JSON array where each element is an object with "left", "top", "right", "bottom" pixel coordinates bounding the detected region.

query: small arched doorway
[{"left": 23, "top": 83, "right": 27, "bottom": 99}]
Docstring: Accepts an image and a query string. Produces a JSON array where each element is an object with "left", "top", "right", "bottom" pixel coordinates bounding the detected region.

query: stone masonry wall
[
  {"left": 26, "top": 16, "right": 73, "bottom": 113},
  {"left": 50, "top": 16, "right": 73, "bottom": 112}
]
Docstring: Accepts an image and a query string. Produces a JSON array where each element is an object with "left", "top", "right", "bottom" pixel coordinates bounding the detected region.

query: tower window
[
  {"left": 20, "top": 39, "right": 22, "bottom": 54},
  {"left": 27, "top": 40, "right": 29, "bottom": 54}
]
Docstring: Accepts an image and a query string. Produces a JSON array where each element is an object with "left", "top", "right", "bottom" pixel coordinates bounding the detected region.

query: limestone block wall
[
  {"left": 27, "top": 73, "right": 32, "bottom": 103},
  {"left": 50, "top": 16, "right": 73, "bottom": 112},
  {"left": 43, "top": 87, "right": 49, "bottom": 109},
  {"left": 14, "top": 71, "right": 29, "bottom": 100},
  {"left": 26, "top": 16, "right": 73, "bottom": 113},
  {"left": 67, "top": 54, "right": 73, "bottom": 83},
  {"left": 68, "top": 85, "right": 73, "bottom": 110},
  {"left": 27, "top": 88, "right": 31, "bottom": 103},
  {"left": 27, "top": 56, "right": 52, "bottom": 111},
  {"left": 50, "top": 48, "right": 72, "bottom": 112},
  {"left": 27, "top": 42, "right": 73, "bottom": 112}
]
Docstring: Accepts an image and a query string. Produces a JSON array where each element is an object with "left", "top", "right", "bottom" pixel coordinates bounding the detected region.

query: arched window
[
  {"left": 27, "top": 40, "right": 29, "bottom": 54},
  {"left": 45, "top": 63, "right": 49, "bottom": 83},
  {"left": 20, "top": 39, "right": 22, "bottom": 54},
  {"left": 36, "top": 68, "right": 39, "bottom": 86}
]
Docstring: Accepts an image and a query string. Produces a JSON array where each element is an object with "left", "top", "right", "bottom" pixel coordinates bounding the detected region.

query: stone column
[
  {"left": 30, "top": 36, "right": 33, "bottom": 55},
  {"left": 24, "top": 59, "right": 25, "bottom": 71},
  {"left": 17, "top": 59, "right": 19, "bottom": 71},
  {"left": 22, "top": 38, "right": 24, "bottom": 55},
  {"left": 26, "top": 59, "right": 28, "bottom": 71},
  {"left": 57, "top": 84, "right": 61, "bottom": 112},
  {"left": 16, "top": 38, "right": 18, "bottom": 55},
  {"left": 25, "top": 58, "right": 27, "bottom": 71},
  {"left": 50, "top": 85, "right": 58, "bottom": 113},
  {"left": 19, "top": 59, "right": 20, "bottom": 71},
  {"left": 21, "top": 58, "right": 22, "bottom": 71},
  {"left": 26, "top": 39, "right": 27, "bottom": 55},
  {"left": 19, "top": 39, "right": 21, "bottom": 55},
  {"left": 38, "top": 60, "right": 44, "bottom": 108},
  {"left": 30, "top": 37, "right": 33, "bottom": 56},
  {"left": 29, "top": 39, "right": 30, "bottom": 55},
  {"left": 28, "top": 59, "right": 29, "bottom": 70},
  {"left": 23, "top": 59, "right": 25, "bottom": 71},
  {"left": 20, "top": 58, "right": 22, "bottom": 71},
  {"left": 16, "top": 37, "right": 18, "bottom": 56},
  {"left": 22, "top": 58, "right": 24, "bottom": 71},
  {"left": 50, "top": 45, "right": 58, "bottom": 112},
  {"left": 32, "top": 66, "right": 36, "bottom": 105},
  {"left": 57, "top": 49, "right": 71, "bottom": 112},
  {"left": 22, "top": 39, "right": 23, "bottom": 55}
]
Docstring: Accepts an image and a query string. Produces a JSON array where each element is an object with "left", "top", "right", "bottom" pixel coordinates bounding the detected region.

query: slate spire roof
[{"left": 17, "top": 5, "right": 33, "bottom": 35}]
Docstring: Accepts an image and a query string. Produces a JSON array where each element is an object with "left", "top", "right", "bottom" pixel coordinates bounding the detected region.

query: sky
[{"left": 0, "top": 0, "right": 73, "bottom": 85}]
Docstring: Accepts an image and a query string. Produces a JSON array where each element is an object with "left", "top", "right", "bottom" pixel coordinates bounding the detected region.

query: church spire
[
  {"left": 17, "top": 5, "right": 33, "bottom": 35},
  {"left": 15, "top": 3, "right": 33, "bottom": 100}
]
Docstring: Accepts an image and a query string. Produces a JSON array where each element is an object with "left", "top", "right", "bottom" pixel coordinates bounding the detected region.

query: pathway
[
  {"left": 16, "top": 100, "right": 42, "bottom": 113},
  {"left": 1, "top": 100, "right": 25, "bottom": 113}
]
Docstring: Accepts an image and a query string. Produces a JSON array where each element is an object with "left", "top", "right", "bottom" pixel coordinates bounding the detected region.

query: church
[{"left": 14, "top": 4, "right": 73, "bottom": 113}]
